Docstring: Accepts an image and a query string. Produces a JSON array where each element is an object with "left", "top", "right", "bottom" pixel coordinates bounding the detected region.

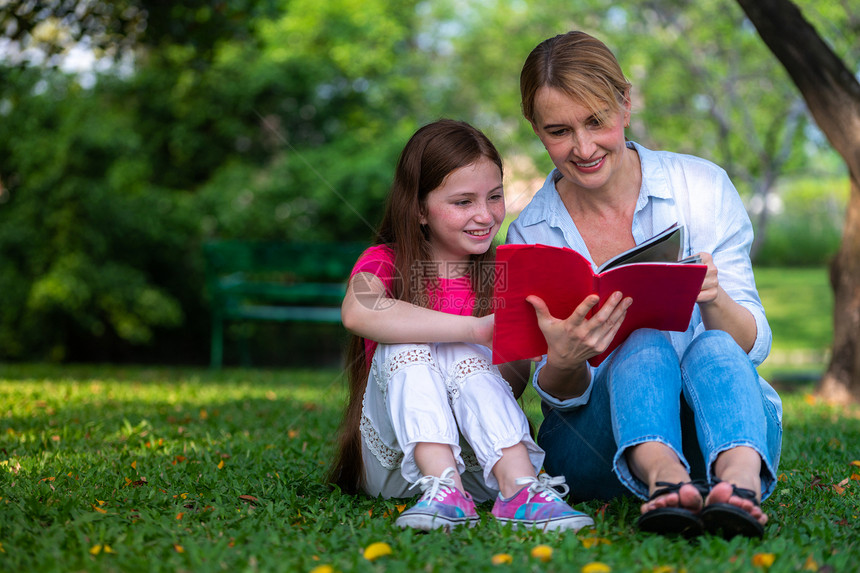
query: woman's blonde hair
[{"left": 520, "top": 31, "right": 631, "bottom": 126}]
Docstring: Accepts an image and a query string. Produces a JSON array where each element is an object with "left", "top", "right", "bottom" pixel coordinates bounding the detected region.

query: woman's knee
[
  {"left": 612, "top": 328, "right": 676, "bottom": 367},
  {"left": 681, "top": 330, "right": 757, "bottom": 382}
]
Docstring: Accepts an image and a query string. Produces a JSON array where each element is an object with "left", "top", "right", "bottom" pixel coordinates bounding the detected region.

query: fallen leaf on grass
[
  {"left": 238, "top": 495, "right": 259, "bottom": 505},
  {"left": 176, "top": 513, "right": 184, "bottom": 520},
  {"left": 288, "top": 429, "right": 299, "bottom": 439},
  {"left": 832, "top": 477, "right": 850, "bottom": 494},
  {"left": 851, "top": 461, "right": 860, "bottom": 468},
  {"left": 93, "top": 504, "right": 107, "bottom": 514},
  {"left": 217, "top": 460, "right": 225, "bottom": 470},
  {"left": 131, "top": 461, "right": 137, "bottom": 470},
  {"left": 174, "top": 544, "right": 184, "bottom": 553},
  {"left": 809, "top": 476, "right": 825, "bottom": 489},
  {"left": 492, "top": 554, "right": 513, "bottom": 565},
  {"left": 803, "top": 555, "right": 819, "bottom": 570},
  {"left": 752, "top": 553, "right": 775, "bottom": 568}
]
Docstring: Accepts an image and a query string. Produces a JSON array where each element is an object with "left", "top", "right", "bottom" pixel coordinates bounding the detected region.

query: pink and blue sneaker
[
  {"left": 395, "top": 467, "right": 479, "bottom": 531},
  {"left": 492, "top": 474, "right": 594, "bottom": 532}
]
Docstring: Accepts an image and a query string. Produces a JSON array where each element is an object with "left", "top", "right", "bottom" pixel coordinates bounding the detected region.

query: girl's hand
[
  {"left": 526, "top": 291, "right": 632, "bottom": 370},
  {"left": 695, "top": 252, "right": 721, "bottom": 305}
]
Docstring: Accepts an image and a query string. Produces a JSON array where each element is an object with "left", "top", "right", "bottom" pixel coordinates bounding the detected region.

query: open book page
[{"left": 598, "top": 223, "right": 687, "bottom": 272}]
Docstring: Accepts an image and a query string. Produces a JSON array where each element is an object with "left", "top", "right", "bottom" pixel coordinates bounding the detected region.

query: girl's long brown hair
[{"left": 327, "top": 119, "right": 503, "bottom": 493}]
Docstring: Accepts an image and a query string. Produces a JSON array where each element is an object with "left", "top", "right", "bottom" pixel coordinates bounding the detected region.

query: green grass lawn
[
  {"left": 1, "top": 267, "right": 856, "bottom": 572},
  {"left": 755, "top": 267, "right": 832, "bottom": 384}
]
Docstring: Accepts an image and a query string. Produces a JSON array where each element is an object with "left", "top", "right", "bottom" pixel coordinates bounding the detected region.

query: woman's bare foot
[
  {"left": 628, "top": 442, "right": 703, "bottom": 515},
  {"left": 705, "top": 480, "right": 767, "bottom": 525},
  {"left": 642, "top": 481, "right": 705, "bottom": 515},
  {"left": 706, "top": 446, "right": 768, "bottom": 526}
]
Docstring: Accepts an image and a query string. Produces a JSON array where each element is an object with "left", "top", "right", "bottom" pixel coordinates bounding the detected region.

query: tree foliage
[{"left": 0, "top": 0, "right": 854, "bottom": 363}]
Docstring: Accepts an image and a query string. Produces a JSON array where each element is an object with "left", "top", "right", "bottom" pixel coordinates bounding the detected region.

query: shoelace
[
  {"left": 410, "top": 467, "right": 458, "bottom": 502},
  {"left": 515, "top": 474, "right": 570, "bottom": 504}
]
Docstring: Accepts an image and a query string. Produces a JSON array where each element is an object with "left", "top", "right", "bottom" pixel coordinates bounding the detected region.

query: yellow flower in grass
[
  {"left": 531, "top": 545, "right": 553, "bottom": 562},
  {"left": 491, "top": 553, "right": 513, "bottom": 565},
  {"left": 582, "top": 562, "right": 611, "bottom": 573},
  {"left": 310, "top": 566, "right": 335, "bottom": 573},
  {"left": 363, "top": 542, "right": 392, "bottom": 561},
  {"left": 752, "top": 553, "right": 775, "bottom": 568},
  {"left": 581, "top": 536, "right": 611, "bottom": 548}
]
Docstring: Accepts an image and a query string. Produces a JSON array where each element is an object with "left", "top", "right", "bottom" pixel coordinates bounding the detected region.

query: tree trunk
[{"left": 737, "top": 0, "right": 860, "bottom": 403}]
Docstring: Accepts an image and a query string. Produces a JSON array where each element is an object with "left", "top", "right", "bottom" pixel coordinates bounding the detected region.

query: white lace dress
[{"left": 359, "top": 341, "right": 544, "bottom": 502}]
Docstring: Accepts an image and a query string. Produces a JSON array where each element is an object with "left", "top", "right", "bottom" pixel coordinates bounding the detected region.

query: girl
[{"left": 328, "top": 119, "right": 593, "bottom": 533}]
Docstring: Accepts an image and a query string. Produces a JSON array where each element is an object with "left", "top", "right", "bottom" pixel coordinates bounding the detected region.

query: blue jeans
[{"left": 538, "top": 329, "right": 782, "bottom": 503}]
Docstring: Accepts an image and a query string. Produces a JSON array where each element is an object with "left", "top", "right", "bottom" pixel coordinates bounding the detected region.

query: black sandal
[
  {"left": 701, "top": 481, "right": 765, "bottom": 539},
  {"left": 637, "top": 480, "right": 709, "bottom": 538}
]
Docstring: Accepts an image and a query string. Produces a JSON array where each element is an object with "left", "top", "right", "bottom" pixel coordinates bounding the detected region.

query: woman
[{"left": 506, "top": 31, "right": 782, "bottom": 538}]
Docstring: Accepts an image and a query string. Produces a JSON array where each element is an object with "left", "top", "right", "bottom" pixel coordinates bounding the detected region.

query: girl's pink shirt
[{"left": 348, "top": 244, "right": 476, "bottom": 366}]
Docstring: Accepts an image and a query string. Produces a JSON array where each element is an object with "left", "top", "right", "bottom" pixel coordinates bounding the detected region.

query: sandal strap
[
  {"left": 710, "top": 479, "right": 760, "bottom": 506},
  {"left": 650, "top": 480, "right": 710, "bottom": 501}
]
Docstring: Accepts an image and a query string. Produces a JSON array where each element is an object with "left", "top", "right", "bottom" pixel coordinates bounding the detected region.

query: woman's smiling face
[{"left": 531, "top": 86, "right": 631, "bottom": 193}]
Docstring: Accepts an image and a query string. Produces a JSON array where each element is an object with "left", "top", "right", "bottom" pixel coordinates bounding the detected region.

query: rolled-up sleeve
[{"left": 530, "top": 358, "right": 596, "bottom": 411}]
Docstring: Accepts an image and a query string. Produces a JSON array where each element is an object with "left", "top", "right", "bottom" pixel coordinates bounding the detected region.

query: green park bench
[{"left": 203, "top": 240, "right": 368, "bottom": 368}]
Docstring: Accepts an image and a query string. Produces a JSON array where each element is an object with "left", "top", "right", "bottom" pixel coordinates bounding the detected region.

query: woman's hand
[
  {"left": 695, "top": 252, "right": 721, "bottom": 305},
  {"left": 526, "top": 291, "right": 632, "bottom": 369},
  {"left": 693, "top": 252, "right": 758, "bottom": 353}
]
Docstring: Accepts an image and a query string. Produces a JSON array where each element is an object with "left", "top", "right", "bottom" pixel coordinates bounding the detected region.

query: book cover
[{"left": 491, "top": 231, "right": 707, "bottom": 366}]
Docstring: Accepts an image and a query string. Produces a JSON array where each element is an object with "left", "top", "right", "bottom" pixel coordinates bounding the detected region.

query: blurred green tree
[{"left": 0, "top": 0, "right": 854, "bottom": 364}]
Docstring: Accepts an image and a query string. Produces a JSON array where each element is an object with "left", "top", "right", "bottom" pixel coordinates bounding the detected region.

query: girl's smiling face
[{"left": 420, "top": 157, "right": 504, "bottom": 273}]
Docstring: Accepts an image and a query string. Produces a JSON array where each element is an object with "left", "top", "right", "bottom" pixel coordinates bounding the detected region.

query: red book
[{"left": 492, "top": 226, "right": 707, "bottom": 366}]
